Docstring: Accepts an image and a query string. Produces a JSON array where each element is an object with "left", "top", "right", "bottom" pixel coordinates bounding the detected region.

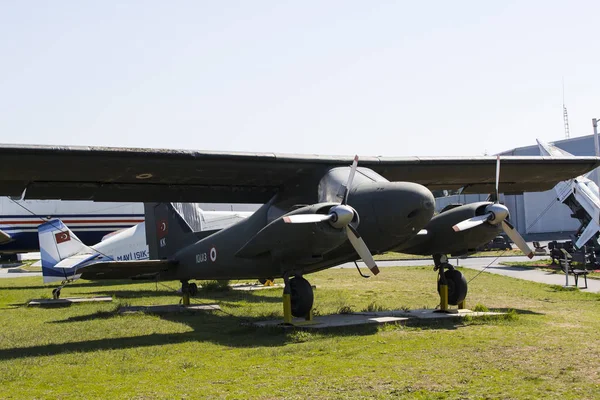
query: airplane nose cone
[
  {"left": 373, "top": 182, "right": 434, "bottom": 234},
  {"left": 351, "top": 181, "right": 435, "bottom": 242}
]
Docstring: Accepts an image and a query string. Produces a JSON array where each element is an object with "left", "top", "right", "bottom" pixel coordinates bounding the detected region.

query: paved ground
[
  {"left": 341, "top": 256, "right": 600, "bottom": 293},
  {"left": 0, "top": 268, "right": 42, "bottom": 279}
]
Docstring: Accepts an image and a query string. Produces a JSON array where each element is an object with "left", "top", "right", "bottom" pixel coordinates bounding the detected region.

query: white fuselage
[{"left": 1, "top": 198, "right": 257, "bottom": 253}]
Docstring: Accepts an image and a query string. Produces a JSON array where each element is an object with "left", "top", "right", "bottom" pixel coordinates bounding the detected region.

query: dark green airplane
[{"left": 0, "top": 144, "right": 598, "bottom": 316}]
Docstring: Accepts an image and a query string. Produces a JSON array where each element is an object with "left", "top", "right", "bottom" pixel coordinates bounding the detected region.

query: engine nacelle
[{"left": 397, "top": 202, "right": 502, "bottom": 256}]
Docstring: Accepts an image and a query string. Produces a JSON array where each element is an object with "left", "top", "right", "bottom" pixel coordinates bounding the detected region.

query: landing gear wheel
[
  {"left": 52, "top": 288, "right": 61, "bottom": 300},
  {"left": 437, "top": 269, "right": 467, "bottom": 305},
  {"left": 189, "top": 283, "right": 198, "bottom": 297},
  {"left": 289, "top": 276, "right": 314, "bottom": 317}
]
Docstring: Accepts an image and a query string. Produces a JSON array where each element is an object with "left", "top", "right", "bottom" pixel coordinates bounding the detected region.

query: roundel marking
[{"left": 210, "top": 246, "right": 217, "bottom": 262}]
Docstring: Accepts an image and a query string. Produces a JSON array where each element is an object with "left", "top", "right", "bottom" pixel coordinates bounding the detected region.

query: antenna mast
[{"left": 562, "top": 79, "right": 570, "bottom": 139}]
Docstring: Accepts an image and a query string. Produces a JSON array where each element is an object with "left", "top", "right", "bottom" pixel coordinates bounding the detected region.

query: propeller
[
  {"left": 283, "top": 155, "right": 380, "bottom": 275},
  {"left": 452, "top": 156, "right": 534, "bottom": 258}
]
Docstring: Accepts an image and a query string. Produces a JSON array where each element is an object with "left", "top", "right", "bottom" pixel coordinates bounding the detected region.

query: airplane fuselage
[{"left": 161, "top": 166, "right": 436, "bottom": 281}]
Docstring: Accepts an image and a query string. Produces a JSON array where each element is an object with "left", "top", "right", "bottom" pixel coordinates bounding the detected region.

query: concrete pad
[
  {"left": 119, "top": 304, "right": 221, "bottom": 314},
  {"left": 229, "top": 283, "right": 284, "bottom": 291},
  {"left": 28, "top": 296, "right": 113, "bottom": 306},
  {"left": 355, "top": 309, "right": 505, "bottom": 320},
  {"left": 253, "top": 313, "right": 409, "bottom": 329},
  {"left": 254, "top": 308, "right": 506, "bottom": 329}
]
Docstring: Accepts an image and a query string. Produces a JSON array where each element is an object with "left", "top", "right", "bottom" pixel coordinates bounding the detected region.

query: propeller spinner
[
  {"left": 283, "top": 156, "right": 380, "bottom": 275},
  {"left": 452, "top": 156, "right": 534, "bottom": 259}
]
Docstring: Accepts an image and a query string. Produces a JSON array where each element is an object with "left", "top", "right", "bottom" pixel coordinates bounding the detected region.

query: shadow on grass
[
  {"left": 77, "top": 289, "right": 179, "bottom": 299},
  {"left": 0, "top": 309, "right": 386, "bottom": 360},
  {"left": 489, "top": 308, "right": 544, "bottom": 316},
  {"left": 0, "top": 279, "right": 147, "bottom": 291}
]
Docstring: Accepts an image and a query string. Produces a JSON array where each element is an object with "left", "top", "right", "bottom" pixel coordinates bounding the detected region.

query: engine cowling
[{"left": 397, "top": 202, "right": 502, "bottom": 256}]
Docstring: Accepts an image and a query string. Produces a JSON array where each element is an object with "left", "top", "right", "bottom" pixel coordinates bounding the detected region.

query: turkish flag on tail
[{"left": 55, "top": 231, "right": 71, "bottom": 244}]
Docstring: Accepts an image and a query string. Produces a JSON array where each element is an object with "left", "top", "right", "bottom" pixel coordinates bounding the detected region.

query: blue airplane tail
[{"left": 38, "top": 219, "right": 89, "bottom": 283}]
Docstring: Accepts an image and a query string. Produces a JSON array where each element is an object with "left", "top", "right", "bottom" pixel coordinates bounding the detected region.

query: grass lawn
[{"left": 1, "top": 267, "right": 599, "bottom": 399}]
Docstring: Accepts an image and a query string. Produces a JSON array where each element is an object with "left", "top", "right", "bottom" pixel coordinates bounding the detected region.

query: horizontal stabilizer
[
  {"left": 0, "top": 229, "right": 11, "bottom": 245},
  {"left": 78, "top": 260, "right": 176, "bottom": 280},
  {"left": 53, "top": 253, "right": 97, "bottom": 269}
]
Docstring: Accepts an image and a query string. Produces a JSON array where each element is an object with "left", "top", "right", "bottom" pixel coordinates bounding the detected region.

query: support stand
[
  {"left": 181, "top": 280, "right": 191, "bottom": 306},
  {"left": 283, "top": 277, "right": 292, "bottom": 324}
]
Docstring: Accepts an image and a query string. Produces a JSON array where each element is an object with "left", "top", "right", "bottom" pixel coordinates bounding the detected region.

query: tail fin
[
  {"left": 38, "top": 219, "right": 88, "bottom": 283},
  {"left": 144, "top": 203, "right": 196, "bottom": 260}
]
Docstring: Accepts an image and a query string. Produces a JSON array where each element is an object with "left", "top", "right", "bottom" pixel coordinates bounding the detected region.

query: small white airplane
[
  {"left": 1, "top": 198, "right": 256, "bottom": 258},
  {"left": 38, "top": 206, "right": 252, "bottom": 298},
  {"left": 537, "top": 139, "right": 600, "bottom": 248}
]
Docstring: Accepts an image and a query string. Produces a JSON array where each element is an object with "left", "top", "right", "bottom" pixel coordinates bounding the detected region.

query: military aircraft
[{"left": 0, "top": 143, "right": 598, "bottom": 317}]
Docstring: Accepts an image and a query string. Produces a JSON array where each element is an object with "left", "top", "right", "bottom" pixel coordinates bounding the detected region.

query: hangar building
[{"left": 435, "top": 134, "right": 600, "bottom": 238}]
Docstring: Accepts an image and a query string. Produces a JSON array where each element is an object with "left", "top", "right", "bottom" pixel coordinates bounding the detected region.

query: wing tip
[
  {"left": 370, "top": 265, "right": 380, "bottom": 275},
  {"left": 527, "top": 252, "right": 534, "bottom": 259},
  {"left": 452, "top": 225, "right": 460, "bottom": 232}
]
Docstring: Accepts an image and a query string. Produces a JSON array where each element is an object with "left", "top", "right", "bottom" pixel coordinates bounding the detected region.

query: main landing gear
[
  {"left": 180, "top": 280, "right": 199, "bottom": 306},
  {"left": 433, "top": 254, "right": 468, "bottom": 311},
  {"left": 282, "top": 274, "right": 314, "bottom": 324}
]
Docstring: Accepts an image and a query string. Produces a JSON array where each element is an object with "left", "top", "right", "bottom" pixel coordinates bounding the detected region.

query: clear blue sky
[{"left": 1, "top": 1, "right": 599, "bottom": 156}]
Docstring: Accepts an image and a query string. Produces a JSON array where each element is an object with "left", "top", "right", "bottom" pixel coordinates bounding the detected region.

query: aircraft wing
[
  {"left": 0, "top": 143, "right": 598, "bottom": 202},
  {"left": 77, "top": 260, "right": 176, "bottom": 280}
]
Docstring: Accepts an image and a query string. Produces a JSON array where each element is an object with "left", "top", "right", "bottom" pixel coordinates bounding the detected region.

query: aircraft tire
[
  {"left": 189, "top": 283, "right": 198, "bottom": 297},
  {"left": 52, "top": 288, "right": 61, "bottom": 300},
  {"left": 438, "top": 269, "right": 468, "bottom": 305},
  {"left": 290, "top": 276, "right": 314, "bottom": 317}
]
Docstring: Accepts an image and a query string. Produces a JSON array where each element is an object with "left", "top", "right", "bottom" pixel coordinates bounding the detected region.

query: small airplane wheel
[
  {"left": 189, "top": 283, "right": 198, "bottom": 297},
  {"left": 289, "top": 276, "right": 314, "bottom": 317},
  {"left": 438, "top": 269, "right": 467, "bottom": 305},
  {"left": 52, "top": 288, "right": 61, "bottom": 300}
]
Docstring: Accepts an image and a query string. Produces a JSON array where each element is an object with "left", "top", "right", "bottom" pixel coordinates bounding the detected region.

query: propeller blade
[
  {"left": 346, "top": 225, "right": 379, "bottom": 275},
  {"left": 495, "top": 155, "right": 500, "bottom": 203},
  {"left": 342, "top": 155, "right": 359, "bottom": 205},
  {"left": 452, "top": 214, "right": 490, "bottom": 232},
  {"left": 501, "top": 220, "right": 534, "bottom": 258},
  {"left": 283, "top": 214, "right": 332, "bottom": 224}
]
